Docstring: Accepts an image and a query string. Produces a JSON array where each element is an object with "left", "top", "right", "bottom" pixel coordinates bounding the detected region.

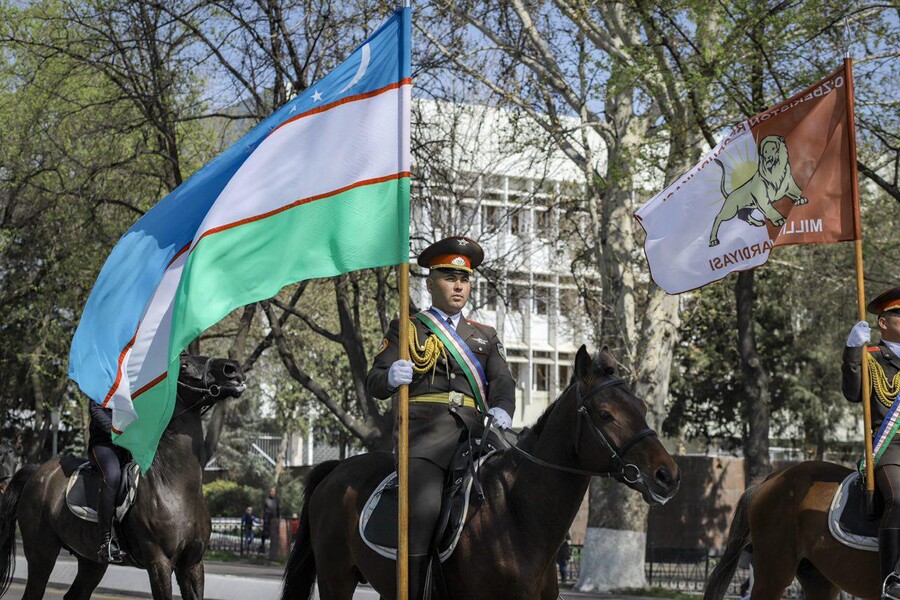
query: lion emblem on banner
[{"left": 708, "top": 134, "right": 808, "bottom": 247}]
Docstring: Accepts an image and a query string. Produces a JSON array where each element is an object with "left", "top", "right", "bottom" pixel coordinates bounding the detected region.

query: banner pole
[
  {"left": 845, "top": 57, "right": 875, "bottom": 509},
  {"left": 397, "top": 261, "right": 410, "bottom": 600}
]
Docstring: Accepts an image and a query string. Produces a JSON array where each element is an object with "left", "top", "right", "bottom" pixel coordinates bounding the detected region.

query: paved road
[
  {"left": 8, "top": 553, "right": 382, "bottom": 599},
  {"left": 9, "top": 552, "right": 649, "bottom": 599}
]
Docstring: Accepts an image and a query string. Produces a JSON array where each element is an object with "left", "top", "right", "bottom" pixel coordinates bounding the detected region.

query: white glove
[
  {"left": 487, "top": 407, "right": 512, "bottom": 430},
  {"left": 387, "top": 360, "right": 414, "bottom": 389},
  {"left": 846, "top": 321, "right": 871, "bottom": 348}
]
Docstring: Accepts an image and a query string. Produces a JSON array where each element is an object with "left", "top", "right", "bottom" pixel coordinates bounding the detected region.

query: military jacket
[
  {"left": 366, "top": 312, "right": 516, "bottom": 467},
  {"left": 843, "top": 342, "right": 900, "bottom": 467}
]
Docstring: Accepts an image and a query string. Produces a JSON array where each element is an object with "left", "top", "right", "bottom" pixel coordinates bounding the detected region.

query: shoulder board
[
  {"left": 868, "top": 346, "right": 883, "bottom": 353},
  {"left": 466, "top": 319, "right": 495, "bottom": 330}
]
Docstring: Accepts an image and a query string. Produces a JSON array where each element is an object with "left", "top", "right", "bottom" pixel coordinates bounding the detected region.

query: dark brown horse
[
  {"left": 282, "top": 345, "right": 682, "bottom": 600},
  {"left": 0, "top": 354, "right": 246, "bottom": 600},
  {"left": 704, "top": 461, "right": 880, "bottom": 600}
]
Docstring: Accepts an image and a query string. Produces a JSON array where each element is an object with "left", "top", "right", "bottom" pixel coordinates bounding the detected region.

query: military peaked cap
[
  {"left": 417, "top": 236, "right": 484, "bottom": 274},
  {"left": 868, "top": 286, "right": 900, "bottom": 316}
]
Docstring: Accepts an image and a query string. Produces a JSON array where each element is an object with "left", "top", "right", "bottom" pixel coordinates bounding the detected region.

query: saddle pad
[
  {"left": 359, "top": 455, "right": 491, "bottom": 563},
  {"left": 65, "top": 461, "right": 141, "bottom": 523},
  {"left": 829, "top": 471, "right": 878, "bottom": 552}
]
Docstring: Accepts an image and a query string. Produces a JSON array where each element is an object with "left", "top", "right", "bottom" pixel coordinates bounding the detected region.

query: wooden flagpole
[
  {"left": 398, "top": 3, "right": 411, "bottom": 596},
  {"left": 845, "top": 57, "right": 875, "bottom": 508},
  {"left": 397, "top": 262, "right": 410, "bottom": 600}
]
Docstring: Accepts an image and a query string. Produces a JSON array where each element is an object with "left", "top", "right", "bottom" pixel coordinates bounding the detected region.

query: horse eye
[{"left": 597, "top": 410, "right": 614, "bottom": 423}]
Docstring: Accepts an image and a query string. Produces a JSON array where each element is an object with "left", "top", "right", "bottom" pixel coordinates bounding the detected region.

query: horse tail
[
  {"left": 0, "top": 464, "right": 37, "bottom": 597},
  {"left": 703, "top": 483, "right": 755, "bottom": 600},
  {"left": 714, "top": 158, "right": 728, "bottom": 197},
  {"left": 282, "top": 460, "right": 341, "bottom": 600}
]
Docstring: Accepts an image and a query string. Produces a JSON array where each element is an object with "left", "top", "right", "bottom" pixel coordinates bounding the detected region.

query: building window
[
  {"left": 481, "top": 282, "right": 499, "bottom": 311},
  {"left": 558, "top": 364, "right": 573, "bottom": 387},
  {"left": 510, "top": 211, "right": 522, "bottom": 236},
  {"left": 482, "top": 205, "right": 500, "bottom": 231},
  {"left": 508, "top": 284, "right": 529, "bottom": 313},
  {"left": 535, "top": 209, "right": 551, "bottom": 238},
  {"left": 533, "top": 363, "right": 550, "bottom": 391},
  {"left": 533, "top": 286, "right": 550, "bottom": 316}
]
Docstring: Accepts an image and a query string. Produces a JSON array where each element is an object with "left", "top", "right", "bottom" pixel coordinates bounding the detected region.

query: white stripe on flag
[
  {"left": 107, "top": 249, "right": 187, "bottom": 419},
  {"left": 193, "top": 84, "right": 411, "bottom": 244}
]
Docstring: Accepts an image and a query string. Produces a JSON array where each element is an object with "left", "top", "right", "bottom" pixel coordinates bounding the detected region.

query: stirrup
[
  {"left": 99, "top": 538, "right": 126, "bottom": 564},
  {"left": 882, "top": 572, "right": 900, "bottom": 600}
]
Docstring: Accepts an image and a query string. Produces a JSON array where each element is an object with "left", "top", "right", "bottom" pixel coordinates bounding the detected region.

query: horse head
[
  {"left": 175, "top": 353, "right": 247, "bottom": 415},
  {"left": 567, "top": 344, "right": 680, "bottom": 505}
]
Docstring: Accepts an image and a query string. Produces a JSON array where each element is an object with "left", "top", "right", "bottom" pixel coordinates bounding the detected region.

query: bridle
[
  {"left": 500, "top": 376, "right": 668, "bottom": 502},
  {"left": 171, "top": 357, "right": 245, "bottom": 419}
]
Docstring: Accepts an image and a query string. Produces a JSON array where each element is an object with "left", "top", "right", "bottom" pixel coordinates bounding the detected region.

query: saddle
[
  {"left": 359, "top": 429, "right": 504, "bottom": 562},
  {"left": 829, "top": 471, "right": 880, "bottom": 551},
  {"left": 62, "top": 455, "right": 141, "bottom": 524}
]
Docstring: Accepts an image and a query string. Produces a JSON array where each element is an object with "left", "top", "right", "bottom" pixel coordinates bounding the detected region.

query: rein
[
  {"left": 500, "top": 377, "right": 658, "bottom": 485},
  {"left": 170, "top": 357, "right": 244, "bottom": 420}
]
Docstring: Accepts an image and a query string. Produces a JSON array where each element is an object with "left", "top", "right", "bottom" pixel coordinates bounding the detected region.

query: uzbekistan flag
[{"left": 68, "top": 7, "right": 411, "bottom": 470}]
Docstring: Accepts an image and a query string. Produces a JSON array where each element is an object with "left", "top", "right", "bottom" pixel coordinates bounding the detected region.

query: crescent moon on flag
[{"left": 339, "top": 43, "right": 371, "bottom": 93}]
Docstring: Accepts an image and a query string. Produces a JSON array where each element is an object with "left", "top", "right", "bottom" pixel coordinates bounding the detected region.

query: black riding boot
[
  {"left": 97, "top": 482, "right": 125, "bottom": 563},
  {"left": 879, "top": 528, "right": 900, "bottom": 600},
  {"left": 408, "top": 554, "right": 432, "bottom": 600}
]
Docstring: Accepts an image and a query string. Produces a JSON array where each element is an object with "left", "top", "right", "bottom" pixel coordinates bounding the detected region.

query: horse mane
[{"left": 514, "top": 350, "right": 617, "bottom": 452}]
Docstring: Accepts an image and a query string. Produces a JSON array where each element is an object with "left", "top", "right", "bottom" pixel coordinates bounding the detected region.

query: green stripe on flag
[
  {"left": 171, "top": 177, "right": 410, "bottom": 345},
  {"left": 113, "top": 379, "right": 172, "bottom": 470}
]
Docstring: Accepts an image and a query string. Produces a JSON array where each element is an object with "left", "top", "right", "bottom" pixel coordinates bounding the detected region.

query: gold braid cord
[
  {"left": 408, "top": 322, "right": 447, "bottom": 375},
  {"left": 868, "top": 353, "right": 900, "bottom": 408}
]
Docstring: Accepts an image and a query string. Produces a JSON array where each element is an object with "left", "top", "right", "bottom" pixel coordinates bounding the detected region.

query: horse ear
[
  {"left": 574, "top": 345, "right": 592, "bottom": 380},
  {"left": 596, "top": 346, "right": 618, "bottom": 376}
]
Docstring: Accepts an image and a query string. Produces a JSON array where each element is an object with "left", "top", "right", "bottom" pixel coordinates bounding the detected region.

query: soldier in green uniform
[
  {"left": 843, "top": 286, "right": 900, "bottom": 600},
  {"left": 366, "top": 236, "right": 516, "bottom": 600}
]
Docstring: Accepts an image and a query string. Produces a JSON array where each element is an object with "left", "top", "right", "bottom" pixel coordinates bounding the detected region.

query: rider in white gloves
[
  {"left": 841, "top": 286, "right": 900, "bottom": 600},
  {"left": 365, "top": 236, "right": 516, "bottom": 600}
]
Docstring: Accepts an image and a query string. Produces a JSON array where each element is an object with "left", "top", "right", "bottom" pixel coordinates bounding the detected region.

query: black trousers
[
  {"left": 877, "top": 465, "right": 900, "bottom": 529},
  {"left": 89, "top": 443, "right": 130, "bottom": 538},
  {"left": 408, "top": 458, "right": 446, "bottom": 555}
]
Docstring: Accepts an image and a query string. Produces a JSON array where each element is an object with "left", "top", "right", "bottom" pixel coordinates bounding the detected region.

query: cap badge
[
  {"left": 456, "top": 239, "right": 468, "bottom": 246},
  {"left": 451, "top": 256, "right": 466, "bottom": 266}
]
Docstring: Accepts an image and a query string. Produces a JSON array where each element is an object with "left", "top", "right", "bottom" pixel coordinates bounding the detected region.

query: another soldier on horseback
[
  {"left": 844, "top": 286, "right": 900, "bottom": 600},
  {"left": 366, "top": 236, "right": 516, "bottom": 600}
]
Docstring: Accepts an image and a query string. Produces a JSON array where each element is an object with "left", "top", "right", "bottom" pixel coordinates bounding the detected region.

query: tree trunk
[{"left": 736, "top": 269, "right": 771, "bottom": 483}]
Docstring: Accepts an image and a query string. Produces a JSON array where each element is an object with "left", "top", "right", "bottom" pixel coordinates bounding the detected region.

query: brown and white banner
[{"left": 635, "top": 65, "right": 858, "bottom": 294}]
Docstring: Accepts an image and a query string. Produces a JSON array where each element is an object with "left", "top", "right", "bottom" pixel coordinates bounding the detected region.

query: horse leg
[
  {"left": 146, "top": 560, "right": 175, "bottom": 600},
  {"left": 316, "top": 575, "right": 359, "bottom": 600},
  {"left": 63, "top": 557, "right": 109, "bottom": 600},
  {"left": 795, "top": 560, "right": 840, "bottom": 600},
  {"left": 20, "top": 537, "right": 60, "bottom": 600},
  {"left": 747, "top": 551, "right": 799, "bottom": 600},
  {"left": 174, "top": 561, "right": 204, "bottom": 600}
]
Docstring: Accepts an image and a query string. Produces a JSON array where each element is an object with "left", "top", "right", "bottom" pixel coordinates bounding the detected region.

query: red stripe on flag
[
  {"left": 192, "top": 171, "right": 411, "bottom": 249},
  {"left": 271, "top": 79, "right": 412, "bottom": 136}
]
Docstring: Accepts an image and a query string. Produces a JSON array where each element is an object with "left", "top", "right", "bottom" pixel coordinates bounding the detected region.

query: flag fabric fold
[
  {"left": 635, "top": 65, "right": 857, "bottom": 294},
  {"left": 69, "top": 7, "right": 412, "bottom": 469}
]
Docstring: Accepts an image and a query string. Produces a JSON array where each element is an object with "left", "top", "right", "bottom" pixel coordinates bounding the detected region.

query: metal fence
[
  {"left": 559, "top": 546, "right": 806, "bottom": 598},
  {"left": 210, "top": 517, "right": 272, "bottom": 557}
]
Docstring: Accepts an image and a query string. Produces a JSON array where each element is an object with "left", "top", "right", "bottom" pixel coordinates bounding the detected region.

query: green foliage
[{"left": 202, "top": 479, "right": 260, "bottom": 518}]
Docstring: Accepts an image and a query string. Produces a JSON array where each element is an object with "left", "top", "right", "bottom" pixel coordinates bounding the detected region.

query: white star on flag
[{"left": 312, "top": 89, "right": 323, "bottom": 102}]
